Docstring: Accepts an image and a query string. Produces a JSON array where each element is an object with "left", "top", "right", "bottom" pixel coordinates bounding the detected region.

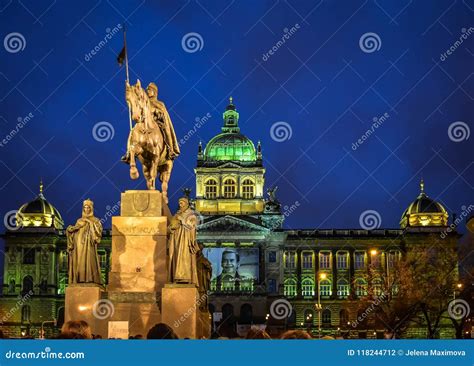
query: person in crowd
[
  {"left": 59, "top": 320, "right": 92, "bottom": 339},
  {"left": 246, "top": 328, "right": 271, "bottom": 339},
  {"left": 146, "top": 323, "right": 179, "bottom": 339},
  {"left": 280, "top": 330, "right": 312, "bottom": 339}
]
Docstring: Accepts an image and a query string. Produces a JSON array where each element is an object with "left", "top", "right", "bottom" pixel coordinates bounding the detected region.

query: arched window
[
  {"left": 337, "top": 279, "right": 350, "bottom": 298},
  {"left": 322, "top": 309, "right": 331, "bottom": 325},
  {"left": 205, "top": 179, "right": 218, "bottom": 199},
  {"left": 8, "top": 278, "right": 15, "bottom": 294},
  {"left": 22, "top": 275, "right": 34, "bottom": 295},
  {"left": 304, "top": 309, "right": 314, "bottom": 324},
  {"left": 339, "top": 309, "right": 349, "bottom": 327},
  {"left": 21, "top": 305, "right": 31, "bottom": 323},
  {"left": 301, "top": 278, "right": 314, "bottom": 297},
  {"left": 241, "top": 179, "right": 255, "bottom": 199},
  {"left": 284, "top": 278, "right": 297, "bottom": 297},
  {"left": 240, "top": 304, "right": 253, "bottom": 324},
  {"left": 355, "top": 278, "right": 368, "bottom": 297},
  {"left": 319, "top": 279, "right": 332, "bottom": 296},
  {"left": 223, "top": 179, "right": 236, "bottom": 198}
]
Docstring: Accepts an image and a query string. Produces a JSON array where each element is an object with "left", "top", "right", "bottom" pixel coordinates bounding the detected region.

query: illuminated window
[
  {"left": 388, "top": 251, "right": 399, "bottom": 268},
  {"left": 373, "top": 278, "right": 383, "bottom": 296},
  {"left": 284, "top": 251, "right": 296, "bottom": 269},
  {"left": 60, "top": 251, "right": 68, "bottom": 271},
  {"left": 355, "top": 278, "right": 368, "bottom": 297},
  {"left": 301, "top": 278, "right": 315, "bottom": 296},
  {"left": 319, "top": 279, "right": 332, "bottom": 296},
  {"left": 222, "top": 278, "right": 235, "bottom": 291},
  {"left": 319, "top": 252, "right": 331, "bottom": 269},
  {"left": 337, "top": 252, "right": 348, "bottom": 269},
  {"left": 223, "top": 179, "right": 236, "bottom": 198},
  {"left": 337, "top": 279, "right": 350, "bottom": 298},
  {"left": 354, "top": 252, "right": 365, "bottom": 269},
  {"left": 302, "top": 252, "right": 313, "bottom": 269},
  {"left": 58, "top": 277, "right": 66, "bottom": 295},
  {"left": 241, "top": 179, "right": 255, "bottom": 199},
  {"left": 98, "top": 251, "right": 108, "bottom": 269},
  {"left": 284, "top": 278, "right": 297, "bottom": 297},
  {"left": 205, "top": 179, "right": 218, "bottom": 199}
]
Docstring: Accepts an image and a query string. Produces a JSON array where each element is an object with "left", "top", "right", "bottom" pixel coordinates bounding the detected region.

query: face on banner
[{"left": 203, "top": 248, "right": 259, "bottom": 281}]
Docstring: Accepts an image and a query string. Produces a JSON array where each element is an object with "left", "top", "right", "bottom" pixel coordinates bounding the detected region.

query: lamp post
[{"left": 316, "top": 272, "right": 327, "bottom": 338}]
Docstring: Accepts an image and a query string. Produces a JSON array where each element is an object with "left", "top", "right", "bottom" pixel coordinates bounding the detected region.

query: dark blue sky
[{"left": 0, "top": 0, "right": 472, "bottom": 230}]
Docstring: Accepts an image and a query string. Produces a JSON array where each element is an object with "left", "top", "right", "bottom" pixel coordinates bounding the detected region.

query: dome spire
[
  {"left": 39, "top": 178, "right": 45, "bottom": 198},
  {"left": 222, "top": 96, "right": 240, "bottom": 133},
  {"left": 420, "top": 177, "right": 424, "bottom": 193}
]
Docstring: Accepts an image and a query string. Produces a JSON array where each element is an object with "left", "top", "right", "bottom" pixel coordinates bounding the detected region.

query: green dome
[{"left": 204, "top": 132, "right": 256, "bottom": 162}]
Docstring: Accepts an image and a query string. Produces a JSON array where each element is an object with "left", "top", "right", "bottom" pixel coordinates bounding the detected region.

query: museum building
[{"left": 0, "top": 99, "right": 458, "bottom": 338}]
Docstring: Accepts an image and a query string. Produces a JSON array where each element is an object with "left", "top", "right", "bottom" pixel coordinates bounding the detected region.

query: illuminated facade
[{"left": 0, "top": 100, "right": 460, "bottom": 339}]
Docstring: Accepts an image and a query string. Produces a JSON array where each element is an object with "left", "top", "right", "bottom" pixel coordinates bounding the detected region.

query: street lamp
[{"left": 316, "top": 272, "right": 327, "bottom": 338}]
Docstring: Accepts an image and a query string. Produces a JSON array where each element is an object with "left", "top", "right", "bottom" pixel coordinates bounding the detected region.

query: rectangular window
[
  {"left": 285, "top": 251, "right": 296, "bottom": 269},
  {"left": 99, "top": 251, "right": 108, "bottom": 269},
  {"left": 268, "top": 251, "right": 277, "bottom": 263},
  {"left": 354, "top": 252, "right": 365, "bottom": 269},
  {"left": 267, "top": 279, "right": 277, "bottom": 294},
  {"left": 60, "top": 251, "right": 68, "bottom": 271},
  {"left": 319, "top": 252, "right": 331, "bottom": 269},
  {"left": 302, "top": 252, "right": 313, "bottom": 269},
  {"left": 337, "top": 252, "right": 348, "bottom": 269},
  {"left": 337, "top": 283, "right": 350, "bottom": 297}
]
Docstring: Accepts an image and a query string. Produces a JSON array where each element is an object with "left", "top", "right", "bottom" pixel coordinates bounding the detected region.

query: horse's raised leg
[
  {"left": 159, "top": 160, "right": 173, "bottom": 204},
  {"left": 129, "top": 144, "right": 139, "bottom": 180}
]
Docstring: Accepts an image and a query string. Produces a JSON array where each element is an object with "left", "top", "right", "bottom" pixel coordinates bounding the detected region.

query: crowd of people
[{"left": 7, "top": 320, "right": 333, "bottom": 340}]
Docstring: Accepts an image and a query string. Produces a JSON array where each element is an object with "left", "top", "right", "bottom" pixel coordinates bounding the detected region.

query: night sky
[{"left": 0, "top": 0, "right": 472, "bottom": 232}]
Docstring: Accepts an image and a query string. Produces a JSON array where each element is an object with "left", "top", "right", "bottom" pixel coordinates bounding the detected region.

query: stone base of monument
[
  {"left": 161, "top": 284, "right": 211, "bottom": 339},
  {"left": 100, "top": 190, "right": 169, "bottom": 338},
  {"left": 64, "top": 284, "right": 108, "bottom": 337}
]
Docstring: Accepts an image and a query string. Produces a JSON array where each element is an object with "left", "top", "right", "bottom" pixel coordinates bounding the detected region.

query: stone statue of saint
[
  {"left": 168, "top": 197, "right": 200, "bottom": 285},
  {"left": 196, "top": 244, "right": 212, "bottom": 310},
  {"left": 66, "top": 199, "right": 102, "bottom": 285}
]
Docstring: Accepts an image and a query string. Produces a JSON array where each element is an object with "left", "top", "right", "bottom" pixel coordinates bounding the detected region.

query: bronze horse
[{"left": 125, "top": 80, "right": 173, "bottom": 203}]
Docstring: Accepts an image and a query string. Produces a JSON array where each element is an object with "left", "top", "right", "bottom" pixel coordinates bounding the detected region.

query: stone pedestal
[
  {"left": 65, "top": 284, "right": 107, "bottom": 337},
  {"left": 161, "top": 284, "right": 211, "bottom": 339},
  {"left": 105, "top": 190, "right": 169, "bottom": 338}
]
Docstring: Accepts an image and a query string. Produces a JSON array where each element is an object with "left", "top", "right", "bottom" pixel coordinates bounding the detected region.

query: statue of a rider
[{"left": 122, "top": 82, "right": 180, "bottom": 163}]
